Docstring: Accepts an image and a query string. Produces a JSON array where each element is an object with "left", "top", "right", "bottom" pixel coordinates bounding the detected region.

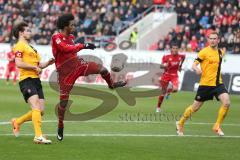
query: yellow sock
[
  {"left": 32, "top": 109, "right": 42, "bottom": 137},
  {"left": 16, "top": 110, "right": 32, "bottom": 125},
  {"left": 179, "top": 105, "right": 194, "bottom": 126},
  {"left": 216, "top": 105, "right": 229, "bottom": 125}
]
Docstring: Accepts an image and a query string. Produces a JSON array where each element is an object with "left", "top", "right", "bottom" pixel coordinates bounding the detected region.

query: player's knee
[
  {"left": 162, "top": 88, "right": 167, "bottom": 94},
  {"left": 223, "top": 101, "right": 230, "bottom": 108},
  {"left": 31, "top": 101, "right": 41, "bottom": 110},
  {"left": 192, "top": 102, "right": 202, "bottom": 112},
  {"left": 100, "top": 67, "right": 108, "bottom": 76},
  {"left": 60, "top": 100, "right": 68, "bottom": 108},
  {"left": 192, "top": 106, "right": 199, "bottom": 112}
]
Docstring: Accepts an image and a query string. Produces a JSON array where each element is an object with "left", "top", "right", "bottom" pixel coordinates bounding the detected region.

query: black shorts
[
  {"left": 19, "top": 78, "right": 44, "bottom": 103},
  {"left": 195, "top": 84, "right": 228, "bottom": 102}
]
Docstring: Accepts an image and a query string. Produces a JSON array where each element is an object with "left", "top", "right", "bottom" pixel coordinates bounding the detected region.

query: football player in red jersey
[
  {"left": 5, "top": 46, "right": 18, "bottom": 85},
  {"left": 51, "top": 14, "right": 126, "bottom": 141},
  {"left": 156, "top": 42, "right": 185, "bottom": 112}
]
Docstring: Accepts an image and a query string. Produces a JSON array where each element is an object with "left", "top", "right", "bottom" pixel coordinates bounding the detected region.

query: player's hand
[
  {"left": 160, "top": 63, "right": 168, "bottom": 69},
  {"left": 48, "top": 58, "right": 55, "bottom": 65},
  {"left": 34, "top": 66, "right": 42, "bottom": 75},
  {"left": 195, "top": 69, "right": 202, "bottom": 75},
  {"left": 84, "top": 43, "right": 96, "bottom": 50}
]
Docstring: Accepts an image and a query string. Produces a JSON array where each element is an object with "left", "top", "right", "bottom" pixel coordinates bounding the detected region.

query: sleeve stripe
[{"left": 195, "top": 57, "right": 203, "bottom": 63}]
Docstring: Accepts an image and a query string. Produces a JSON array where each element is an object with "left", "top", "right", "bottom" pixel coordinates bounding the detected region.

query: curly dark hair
[{"left": 57, "top": 14, "right": 75, "bottom": 30}]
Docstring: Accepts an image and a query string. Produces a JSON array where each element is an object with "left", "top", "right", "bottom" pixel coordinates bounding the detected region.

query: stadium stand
[
  {"left": 0, "top": 0, "right": 150, "bottom": 45},
  {"left": 0, "top": 0, "right": 239, "bottom": 53},
  {"left": 154, "top": 0, "right": 240, "bottom": 53}
]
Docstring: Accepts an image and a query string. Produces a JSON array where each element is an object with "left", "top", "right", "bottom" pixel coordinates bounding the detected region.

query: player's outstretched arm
[
  {"left": 53, "top": 35, "right": 85, "bottom": 53},
  {"left": 52, "top": 34, "right": 97, "bottom": 54},
  {"left": 39, "top": 58, "right": 55, "bottom": 69}
]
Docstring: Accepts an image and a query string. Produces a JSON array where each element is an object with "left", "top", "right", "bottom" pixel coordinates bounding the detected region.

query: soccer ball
[{"left": 110, "top": 53, "right": 128, "bottom": 72}]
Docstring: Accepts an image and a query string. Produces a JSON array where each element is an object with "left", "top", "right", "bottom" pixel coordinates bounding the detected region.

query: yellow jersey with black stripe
[
  {"left": 13, "top": 40, "right": 41, "bottom": 81},
  {"left": 194, "top": 46, "right": 225, "bottom": 86}
]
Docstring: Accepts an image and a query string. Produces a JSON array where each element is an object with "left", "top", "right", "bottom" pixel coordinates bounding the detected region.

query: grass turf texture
[{"left": 0, "top": 80, "right": 240, "bottom": 160}]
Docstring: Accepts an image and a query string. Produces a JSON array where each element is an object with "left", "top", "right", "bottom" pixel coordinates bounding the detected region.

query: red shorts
[
  {"left": 57, "top": 58, "right": 100, "bottom": 100},
  {"left": 6, "top": 64, "right": 16, "bottom": 72},
  {"left": 160, "top": 73, "right": 179, "bottom": 90}
]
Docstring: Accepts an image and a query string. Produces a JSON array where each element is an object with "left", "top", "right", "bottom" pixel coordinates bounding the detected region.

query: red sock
[
  {"left": 13, "top": 73, "right": 17, "bottom": 82},
  {"left": 101, "top": 72, "right": 113, "bottom": 88},
  {"left": 157, "top": 95, "right": 164, "bottom": 108},
  {"left": 6, "top": 75, "right": 10, "bottom": 81},
  {"left": 58, "top": 106, "right": 65, "bottom": 128}
]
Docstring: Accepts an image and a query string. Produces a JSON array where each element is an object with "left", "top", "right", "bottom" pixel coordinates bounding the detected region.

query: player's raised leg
[
  {"left": 156, "top": 79, "right": 168, "bottom": 112},
  {"left": 11, "top": 110, "right": 32, "bottom": 137},
  {"left": 166, "top": 77, "right": 179, "bottom": 99}
]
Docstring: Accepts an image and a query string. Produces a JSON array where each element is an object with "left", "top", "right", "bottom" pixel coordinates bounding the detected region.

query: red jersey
[
  {"left": 7, "top": 51, "right": 15, "bottom": 66},
  {"left": 161, "top": 53, "right": 185, "bottom": 75},
  {"left": 51, "top": 33, "right": 84, "bottom": 69}
]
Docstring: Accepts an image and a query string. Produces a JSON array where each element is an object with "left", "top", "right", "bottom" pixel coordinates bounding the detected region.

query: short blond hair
[{"left": 208, "top": 31, "right": 219, "bottom": 38}]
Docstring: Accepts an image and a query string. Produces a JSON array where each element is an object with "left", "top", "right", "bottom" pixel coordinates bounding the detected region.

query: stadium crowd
[
  {"left": 0, "top": 0, "right": 149, "bottom": 45},
  {"left": 155, "top": 0, "right": 240, "bottom": 54},
  {"left": 0, "top": 0, "right": 239, "bottom": 53}
]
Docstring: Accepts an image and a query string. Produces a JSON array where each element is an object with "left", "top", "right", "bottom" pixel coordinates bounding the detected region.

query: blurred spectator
[
  {"left": 153, "top": 0, "right": 167, "bottom": 5},
  {"left": 189, "top": 35, "right": 198, "bottom": 51}
]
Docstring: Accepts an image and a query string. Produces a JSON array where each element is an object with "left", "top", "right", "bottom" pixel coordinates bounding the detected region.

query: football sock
[
  {"left": 179, "top": 105, "right": 193, "bottom": 126},
  {"left": 157, "top": 95, "right": 164, "bottom": 108},
  {"left": 58, "top": 105, "right": 66, "bottom": 128},
  {"left": 6, "top": 75, "right": 10, "bottom": 81},
  {"left": 101, "top": 72, "right": 113, "bottom": 88},
  {"left": 216, "top": 105, "right": 229, "bottom": 125},
  {"left": 32, "top": 109, "right": 42, "bottom": 137},
  {"left": 16, "top": 110, "right": 32, "bottom": 125},
  {"left": 13, "top": 73, "right": 17, "bottom": 83}
]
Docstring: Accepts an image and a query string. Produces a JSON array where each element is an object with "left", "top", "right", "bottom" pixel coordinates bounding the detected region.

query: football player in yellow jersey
[
  {"left": 176, "top": 31, "right": 230, "bottom": 136},
  {"left": 11, "top": 21, "right": 54, "bottom": 144}
]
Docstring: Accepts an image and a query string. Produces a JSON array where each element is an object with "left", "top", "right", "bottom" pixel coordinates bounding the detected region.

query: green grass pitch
[{"left": 0, "top": 80, "right": 240, "bottom": 160}]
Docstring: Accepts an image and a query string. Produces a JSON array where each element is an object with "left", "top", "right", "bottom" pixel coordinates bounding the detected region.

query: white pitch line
[
  {"left": 0, "top": 133, "right": 240, "bottom": 138},
  {"left": 1, "top": 120, "right": 240, "bottom": 126}
]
